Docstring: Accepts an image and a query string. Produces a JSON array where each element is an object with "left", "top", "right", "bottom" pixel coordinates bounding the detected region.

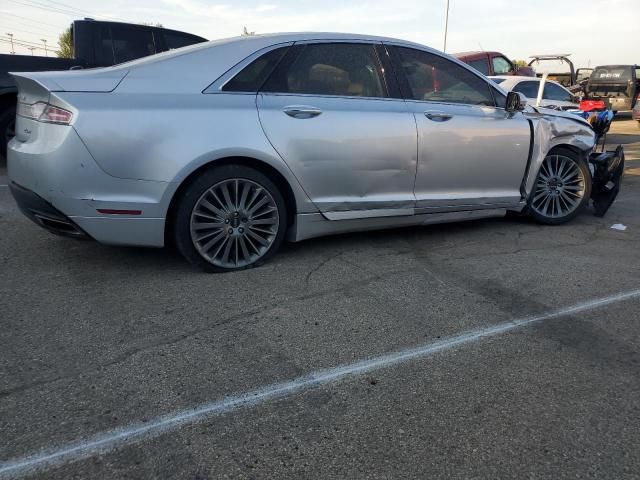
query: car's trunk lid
[{"left": 10, "top": 67, "right": 128, "bottom": 93}]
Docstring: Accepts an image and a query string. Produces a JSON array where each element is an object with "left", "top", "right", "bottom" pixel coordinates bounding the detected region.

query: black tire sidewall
[
  {"left": 173, "top": 164, "right": 287, "bottom": 272},
  {"left": 528, "top": 148, "right": 592, "bottom": 225}
]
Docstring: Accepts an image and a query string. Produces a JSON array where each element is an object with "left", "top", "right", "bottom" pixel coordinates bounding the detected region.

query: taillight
[{"left": 17, "top": 101, "right": 72, "bottom": 125}]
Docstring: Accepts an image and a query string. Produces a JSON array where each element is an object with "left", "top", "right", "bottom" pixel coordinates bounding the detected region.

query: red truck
[{"left": 453, "top": 51, "right": 535, "bottom": 77}]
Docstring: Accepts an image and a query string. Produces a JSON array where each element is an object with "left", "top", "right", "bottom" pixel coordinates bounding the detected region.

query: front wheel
[
  {"left": 173, "top": 165, "right": 287, "bottom": 272},
  {"left": 528, "top": 149, "right": 591, "bottom": 225}
]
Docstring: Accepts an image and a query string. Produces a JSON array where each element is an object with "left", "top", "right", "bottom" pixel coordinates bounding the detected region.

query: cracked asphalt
[{"left": 1, "top": 117, "right": 639, "bottom": 479}]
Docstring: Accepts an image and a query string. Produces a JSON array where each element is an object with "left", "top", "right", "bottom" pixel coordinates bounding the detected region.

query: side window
[
  {"left": 544, "top": 83, "right": 572, "bottom": 102},
  {"left": 163, "top": 31, "right": 203, "bottom": 50},
  {"left": 93, "top": 25, "right": 115, "bottom": 67},
  {"left": 223, "top": 47, "right": 289, "bottom": 92},
  {"left": 468, "top": 58, "right": 490, "bottom": 76},
  {"left": 262, "top": 43, "right": 388, "bottom": 98},
  {"left": 512, "top": 81, "right": 540, "bottom": 98},
  {"left": 493, "top": 89, "right": 507, "bottom": 109},
  {"left": 492, "top": 56, "right": 513, "bottom": 75},
  {"left": 394, "top": 47, "right": 495, "bottom": 106},
  {"left": 110, "top": 26, "right": 155, "bottom": 64}
]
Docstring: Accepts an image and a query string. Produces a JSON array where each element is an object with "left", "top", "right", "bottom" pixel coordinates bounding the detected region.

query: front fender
[{"left": 522, "top": 109, "right": 596, "bottom": 197}]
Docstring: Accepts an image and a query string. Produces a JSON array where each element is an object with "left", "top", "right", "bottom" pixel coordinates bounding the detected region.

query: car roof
[
  {"left": 453, "top": 51, "right": 502, "bottom": 58},
  {"left": 490, "top": 75, "right": 543, "bottom": 81},
  {"left": 593, "top": 64, "right": 639, "bottom": 68},
  {"left": 490, "top": 76, "right": 572, "bottom": 93},
  {"left": 115, "top": 31, "right": 437, "bottom": 71},
  {"left": 219, "top": 31, "right": 428, "bottom": 48}
]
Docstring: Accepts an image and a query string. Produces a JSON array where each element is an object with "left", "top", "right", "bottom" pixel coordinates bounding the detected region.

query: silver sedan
[{"left": 8, "top": 33, "right": 603, "bottom": 272}]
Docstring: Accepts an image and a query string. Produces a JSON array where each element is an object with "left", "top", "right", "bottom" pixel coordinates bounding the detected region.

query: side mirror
[{"left": 506, "top": 91, "right": 527, "bottom": 112}]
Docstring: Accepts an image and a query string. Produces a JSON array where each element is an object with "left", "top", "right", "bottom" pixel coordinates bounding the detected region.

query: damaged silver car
[{"left": 7, "top": 33, "right": 624, "bottom": 272}]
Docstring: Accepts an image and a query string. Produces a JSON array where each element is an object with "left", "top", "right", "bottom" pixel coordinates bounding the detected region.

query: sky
[{"left": 1, "top": 0, "right": 637, "bottom": 69}]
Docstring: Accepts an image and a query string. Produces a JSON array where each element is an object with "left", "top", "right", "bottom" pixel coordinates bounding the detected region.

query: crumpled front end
[{"left": 523, "top": 107, "right": 624, "bottom": 217}]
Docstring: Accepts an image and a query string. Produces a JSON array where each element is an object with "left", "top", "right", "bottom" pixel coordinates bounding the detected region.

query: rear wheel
[
  {"left": 528, "top": 148, "right": 591, "bottom": 224},
  {"left": 173, "top": 164, "right": 287, "bottom": 272}
]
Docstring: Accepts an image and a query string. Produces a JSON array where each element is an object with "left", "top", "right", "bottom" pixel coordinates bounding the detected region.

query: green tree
[
  {"left": 242, "top": 26, "right": 255, "bottom": 36},
  {"left": 513, "top": 59, "right": 528, "bottom": 67},
  {"left": 57, "top": 27, "right": 73, "bottom": 58}
]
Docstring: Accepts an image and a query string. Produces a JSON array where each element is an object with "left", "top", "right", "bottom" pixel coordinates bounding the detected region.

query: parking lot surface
[{"left": 1, "top": 117, "right": 639, "bottom": 479}]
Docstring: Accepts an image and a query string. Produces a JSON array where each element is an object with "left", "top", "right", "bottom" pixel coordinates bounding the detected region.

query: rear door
[
  {"left": 257, "top": 41, "right": 417, "bottom": 217},
  {"left": 388, "top": 45, "right": 530, "bottom": 210}
]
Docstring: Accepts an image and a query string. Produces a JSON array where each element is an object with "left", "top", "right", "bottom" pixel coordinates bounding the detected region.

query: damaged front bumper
[{"left": 589, "top": 145, "right": 625, "bottom": 217}]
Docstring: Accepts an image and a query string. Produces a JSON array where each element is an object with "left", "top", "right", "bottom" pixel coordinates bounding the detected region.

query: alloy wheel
[
  {"left": 531, "top": 154, "right": 586, "bottom": 219},
  {"left": 189, "top": 178, "right": 279, "bottom": 268}
]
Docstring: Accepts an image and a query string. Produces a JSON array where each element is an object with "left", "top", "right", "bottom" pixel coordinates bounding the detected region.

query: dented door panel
[{"left": 257, "top": 93, "right": 418, "bottom": 214}]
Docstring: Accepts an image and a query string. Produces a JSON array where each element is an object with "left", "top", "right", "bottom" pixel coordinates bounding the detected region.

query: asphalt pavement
[{"left": 1, "top": 117, "right": 639, "bottom": 479}]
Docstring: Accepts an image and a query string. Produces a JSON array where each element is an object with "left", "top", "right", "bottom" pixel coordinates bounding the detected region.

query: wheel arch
[{"left": 164, "top": 156, "right": 299, "bottom": 246}]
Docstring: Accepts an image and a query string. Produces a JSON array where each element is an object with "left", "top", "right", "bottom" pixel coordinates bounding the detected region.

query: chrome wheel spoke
[
  {"left": 192, "top": 222, "right": 224, "bottom": 231},
  {"left": 531, "top": 154, "right": 585, "bottom": 219},
  {"left": 190, "top": 178, "right": 279, "bottom": 269}
]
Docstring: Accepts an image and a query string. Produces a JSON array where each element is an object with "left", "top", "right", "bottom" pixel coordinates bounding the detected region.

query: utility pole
[
  {"left": 28, "top": 47, "right": 36, "bottom": 56},
  {"left": 443, "top": 0, "right": 450, "bottom": 53},
  {"left": 41, "top": 38, "right": 48, "bottom": 57},
  {"left": 6, "top": 33, "right": 15, "bottom": 54}
]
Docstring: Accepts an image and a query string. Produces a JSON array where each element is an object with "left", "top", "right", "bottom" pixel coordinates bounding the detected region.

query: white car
[{"left": 490, "top": 76, "right": 579, "bottom": 110}]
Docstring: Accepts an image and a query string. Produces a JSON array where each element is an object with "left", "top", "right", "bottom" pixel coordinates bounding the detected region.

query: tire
[
  {"left": 0, "top": 105, "right": 16, "bottom": 164},
  {"left": 528, "top": 148, "right": 591, "bottom": 225},
  {"left": 172, "top": 164, "right": 287, "bottom": 273}
]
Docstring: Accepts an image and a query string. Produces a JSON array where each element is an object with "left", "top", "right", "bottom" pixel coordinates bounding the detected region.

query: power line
[
  {"left": 0, "top": 11, "right": 68, "bottom": 29},
  {"left": 0, "top": 24, "right": 59, "bottom": 41},
  {"left": 8, "top": 0, "right": 87, "bottom": 18},
  {"left": 0, "top": 17, "right": 62, "bottom": 35},
  {"left": 38, "top": 0, "right": 120, "bottom": 20},
  {"left": 0, "top": 34, "right": 58, "bottom": 49},
  {"left": 0, "top": 38, "right": 60, "bottom": 54},
  {"left": 7, "top": 0, "right": 116, "bottom": 21}
]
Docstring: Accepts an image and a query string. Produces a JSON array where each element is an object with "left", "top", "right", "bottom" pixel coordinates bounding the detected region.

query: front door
[
  {"left": 389, "top": 45, "right": 531, "bottom": 210},
  {"left": 257, "top": 42, "right": 417, "bottom": 216}
]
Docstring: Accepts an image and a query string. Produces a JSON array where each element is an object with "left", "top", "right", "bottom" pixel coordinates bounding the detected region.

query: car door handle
[
  {"left": 283, "top": 105, "right": 323, "bottom": 119},
  {"left": 424, "top": 111, "right": 453, "bottom": 121}
]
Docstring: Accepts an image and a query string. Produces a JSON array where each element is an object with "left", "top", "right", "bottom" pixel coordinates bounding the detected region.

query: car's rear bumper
[
  {"left": 9, "top": 181, "right": 89, "bottom": 238},
  {"left": 7, "top": 123, "right": 172, "bottom": 247}
]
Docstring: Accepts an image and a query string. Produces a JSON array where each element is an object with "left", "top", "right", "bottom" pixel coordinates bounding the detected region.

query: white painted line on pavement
[{"left": 1, "top": 288, "right": 639, "bottom": 478}]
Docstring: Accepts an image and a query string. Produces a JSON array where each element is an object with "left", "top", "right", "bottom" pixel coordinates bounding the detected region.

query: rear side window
[
  {"left": 262, "top": 43, "right": 388, "bottom": 98},
  {"left": 544, "top": 83, "right": 572, "bottom": 102},
  {"left": 468, "top": 58, "right": 490, "bottom": 75},
  {"left": 394, "top": 47, "right": 495, "bottom": 106},
  {"left": 164, "top": 31, "right": 203, "bottom": 50},
  {"left": 492, "top": 56, "right": 512, "bottom": 75},
  {"left": 94, "top": 25, "right": 115, "bottom": 66},
  {"left": 223, "top": 47, "right": 289, "bottom": 92},
  {"left": 111, "top": 26, "right": 155, "bottom": 64},
  {"left": 512, "top": 81, "right": 540, "bottom": 98}
]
